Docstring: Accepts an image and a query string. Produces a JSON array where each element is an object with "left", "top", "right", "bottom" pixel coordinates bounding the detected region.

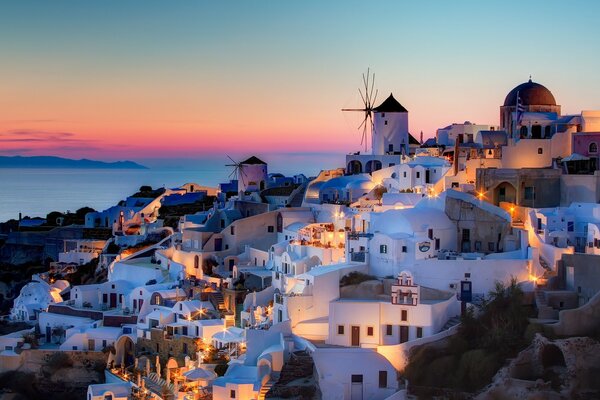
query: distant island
[{"left": 0, "top": 155, "right": 148, "bottom": 169}]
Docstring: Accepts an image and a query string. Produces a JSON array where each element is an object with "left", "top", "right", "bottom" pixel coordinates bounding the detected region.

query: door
[
  {"left": 425, "top": 169, "right": 431, "bottom": 184},
  {"left": 88, "top": 339, "right": 95, "bottom": 351},
  {"left": 214, "top": 238, "right": 223, "bottom": 252},
  {"left": 351, "top": 326, "right": 360, "bottom": 347},
  {"left": 351, "top": 374, "right": 363, "bottom": 400},
  {"left": 461, "top": 229, "right": 471, "bottom": 252},
  {"left": 109, "top": 293, "right": 117, "bottom": 308},
  {"left": 46, "top": 326, "right": 51, "bottom": 342},
  {"left": 400, "top": 326, "right": 409, "bottom": 343}
]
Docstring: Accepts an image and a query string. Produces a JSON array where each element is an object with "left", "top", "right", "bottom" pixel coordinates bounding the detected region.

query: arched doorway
[
  {"left": 347, "top": 160, "right": 362, "bottom": 175},
  {"left": 531, "top": 125, "right": 542, "bottom": 139},
  {"left": 114, "top": 336, "right": 135, "bottom": 368},
  {"left": 365, "top": 160, "right": 382, "bottom": 174},
  {"left": 520, "top": 126, "right": 528, "bottom": 139},
  {"left": 493, "top": 182, "right": 517, "bottom": 205}
]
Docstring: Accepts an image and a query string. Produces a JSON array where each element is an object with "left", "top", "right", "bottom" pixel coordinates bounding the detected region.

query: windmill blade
[
  {"left": 226, "top": 155, "right": 238, "bottom": 164},
  {"left": 358, "top": 87, "right": 366, "bottom": 106},
  {"left": 371, "top": 89, "right": 378, "bottom": 109},
  {"left": 341, "top": 108, "right": 367, "bottom": 111}
]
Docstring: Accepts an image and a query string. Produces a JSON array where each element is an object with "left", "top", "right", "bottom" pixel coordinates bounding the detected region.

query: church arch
[
  {"left": 590, "top": 142, "right": 598, "bottom": 154},
  {"left": 520, "top": 126, "right": 528, "bottom": 138},
  {"left": 347, "top": 160, "right": 362, "bottom": 175},
  {"left": 365, "top": 160, "right": 382, "bottom": 174},
  {"left": 493, "top": 181, "right": 517, "bottom": 206}
]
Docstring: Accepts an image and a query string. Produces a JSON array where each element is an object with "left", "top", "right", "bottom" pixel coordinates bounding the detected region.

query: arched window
[
  {"left": 194, "top": 255, "right": 199, "bottom": 269},
  {"left": 520, "top": 126, "right": 528, "bottom": 138},
  {"left": 590, "top": 142, "right": 598, "bottom": 154}
]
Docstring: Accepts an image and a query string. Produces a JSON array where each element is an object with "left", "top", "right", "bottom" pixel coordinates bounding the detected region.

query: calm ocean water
[{"left": 0, "top": 153, "right": 344, "bottom": 222}]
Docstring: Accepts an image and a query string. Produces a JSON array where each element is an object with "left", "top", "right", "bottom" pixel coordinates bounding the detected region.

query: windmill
[
  {"left": 342, "top": 68, "right": 378, "bottom": 152},
  {"left": 225, "top": 155, "right": 248, "bottom": 188}
]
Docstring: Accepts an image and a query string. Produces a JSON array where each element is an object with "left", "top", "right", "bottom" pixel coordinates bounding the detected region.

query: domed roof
[{"left": 503, "top": 79, "right": 556, "bottom": 106}]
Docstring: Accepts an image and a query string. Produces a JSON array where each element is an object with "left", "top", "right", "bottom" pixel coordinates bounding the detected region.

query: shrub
[
  {"left": 46, "top": 352, "right": 73, "bottom": 371},
  {"left": 214, "top": 363, "right": 228, "bottom": 376},
  {"left": 339, "top": 271, "right": 377, "bottom": 287}
]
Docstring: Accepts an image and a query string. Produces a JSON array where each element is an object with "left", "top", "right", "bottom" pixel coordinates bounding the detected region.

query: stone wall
[{"left": 136, "top": 328, "right": 203, "bottom": 367}]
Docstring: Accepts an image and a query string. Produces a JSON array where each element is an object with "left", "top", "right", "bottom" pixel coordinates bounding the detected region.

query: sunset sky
[{"left": 2, "top": 0, "right": 600, "bottom": 162}]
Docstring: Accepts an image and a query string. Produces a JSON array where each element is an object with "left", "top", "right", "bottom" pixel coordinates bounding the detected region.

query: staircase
[
  {"left": 539, "top": 255, "right": 552, "bottom": 272},
  {"left": 209, "top": 291, "right": 227, "bottom": 312},
  {"left": 287, "top": 183, "right": 308, "bottom": 208},
  {"left": 258, "top": 379, "right": 275, "bottom": 400},
  {"left": 441, "top": 316, "right": 461, "bottom": 331},
  {"left": 535, "top": 289, "right": 558, "bottom": 320}
]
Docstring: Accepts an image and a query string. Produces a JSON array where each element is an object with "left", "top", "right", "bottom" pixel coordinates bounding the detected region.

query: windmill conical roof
[
  {"left": 374, "top": 93, "right": 408, "bottom": 113},
  {"left": 241, "top": 156, "right": 267, "bottom": 165}
]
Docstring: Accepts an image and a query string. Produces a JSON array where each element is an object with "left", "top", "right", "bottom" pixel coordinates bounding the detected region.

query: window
[
  {"left": 230, "top": 389, "right": 236, "bottom": 398},
  {"left": 416, "top": 327, "right": 423, "bottom": 338},
  {"left": 384, "top": 120, "right": 388, "bottom": 125},
  {"left": 590, "top": 142, "right": 598, "bottom": 153},
  {"left": 401, "top": 310, "right": 407, "bottom": 321},
  {"left": 72, "top": 346, "right": 77, "bottom": 350},
  {"left": 381, "top": 113, "right": 385, "bottom": 117},
  {"left": 428, "top": 228, "right": 433, "bottom": 240},
  {"left": 379, "top": 370, "right": 387, "bottom": 388},
  {"left": 337, "top": 325, "right": 345, "bottom": 335},
  {"left": 268, "top": 226, "right": 274, "bottom": 233},
  {"left": 403, "top": 171, "right": 407, "bottom": 178},
  {"left": 524, "top": 186, "right": 535, "bottom": 200},
  {"left": 367, "top": 326, "right": 374, "bottom": 336},
  {"left": 380, "top": 244, "right": 388, "bottom": 254},
  {"left": 538, "top": 148, "right": 543, "bottom": 155},
  {"left": 401, "top": 246, "right": 407, "bottom": 253},
  {"left": 230, "top": 226, "right": 235, "bottom": 235},
  {"left": 385, "top": 324, "right": 393, "bottom": 336},
  {"left": 351, "top": 374, "right": 363, "bottom": 383},
  {"left": 416, "top": 171, "right": 420, "bottom": 179}
]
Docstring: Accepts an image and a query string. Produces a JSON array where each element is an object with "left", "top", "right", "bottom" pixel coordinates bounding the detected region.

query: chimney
[
  {"left": 453, "top": 134, "right": 463, "bottom": 176},
  {"left": 420, "top": 131, "right": 423, "bottom": 144}
]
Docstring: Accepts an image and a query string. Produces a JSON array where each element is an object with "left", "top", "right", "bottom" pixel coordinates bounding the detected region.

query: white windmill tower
[{"left": 226, "top": 155, "right": 268, "bottom": 193}]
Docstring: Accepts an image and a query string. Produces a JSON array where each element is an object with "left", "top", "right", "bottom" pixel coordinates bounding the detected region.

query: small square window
[
  {"left": 385, "top": 324, "right": 393, "bottom": 336},
  {"left": 401, "top": 246, "right": 407, "bottom": 253},
  {"left": 380, "top": 244, "right": 388, "bottom": 254},
  {"left": 538, "top": 148, "right": 543, "bottom": 154},
  {"left": 416, "top": 172, "right": 420, "bottom": 179},
  {"left": 384, "top": 120, "right": 388, "bottom": 125},
  {"left": 268, "top": 226, "right": 274, "bottom": 233},
  {"left": 337, "top": 325, "right": 345, "bottom": 335},
  {"left": 230, "top": 389, "right": 236, "bottom": 398},
  {"left": 367, "top": 326, "right": 374, "bottom": 336}
]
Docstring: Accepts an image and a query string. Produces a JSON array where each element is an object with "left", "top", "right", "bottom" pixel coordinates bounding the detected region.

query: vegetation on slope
[{"left": 404, "top": 278, "right": 535, "bottom": 394}]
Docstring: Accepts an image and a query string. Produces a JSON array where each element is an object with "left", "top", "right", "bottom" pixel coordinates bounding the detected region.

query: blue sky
[{"left": 1, "top": 0, "right": 600, "bottom": 160}]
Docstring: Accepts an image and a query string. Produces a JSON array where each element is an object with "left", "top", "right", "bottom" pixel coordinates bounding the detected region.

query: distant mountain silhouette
[{"left": 0, "top": 156, "right": 148, "bottom": 169}]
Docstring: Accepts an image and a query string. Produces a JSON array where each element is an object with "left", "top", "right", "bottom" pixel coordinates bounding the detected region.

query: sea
[{"left": 0, "top": 153, "right": 345, "bottom": 222}]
